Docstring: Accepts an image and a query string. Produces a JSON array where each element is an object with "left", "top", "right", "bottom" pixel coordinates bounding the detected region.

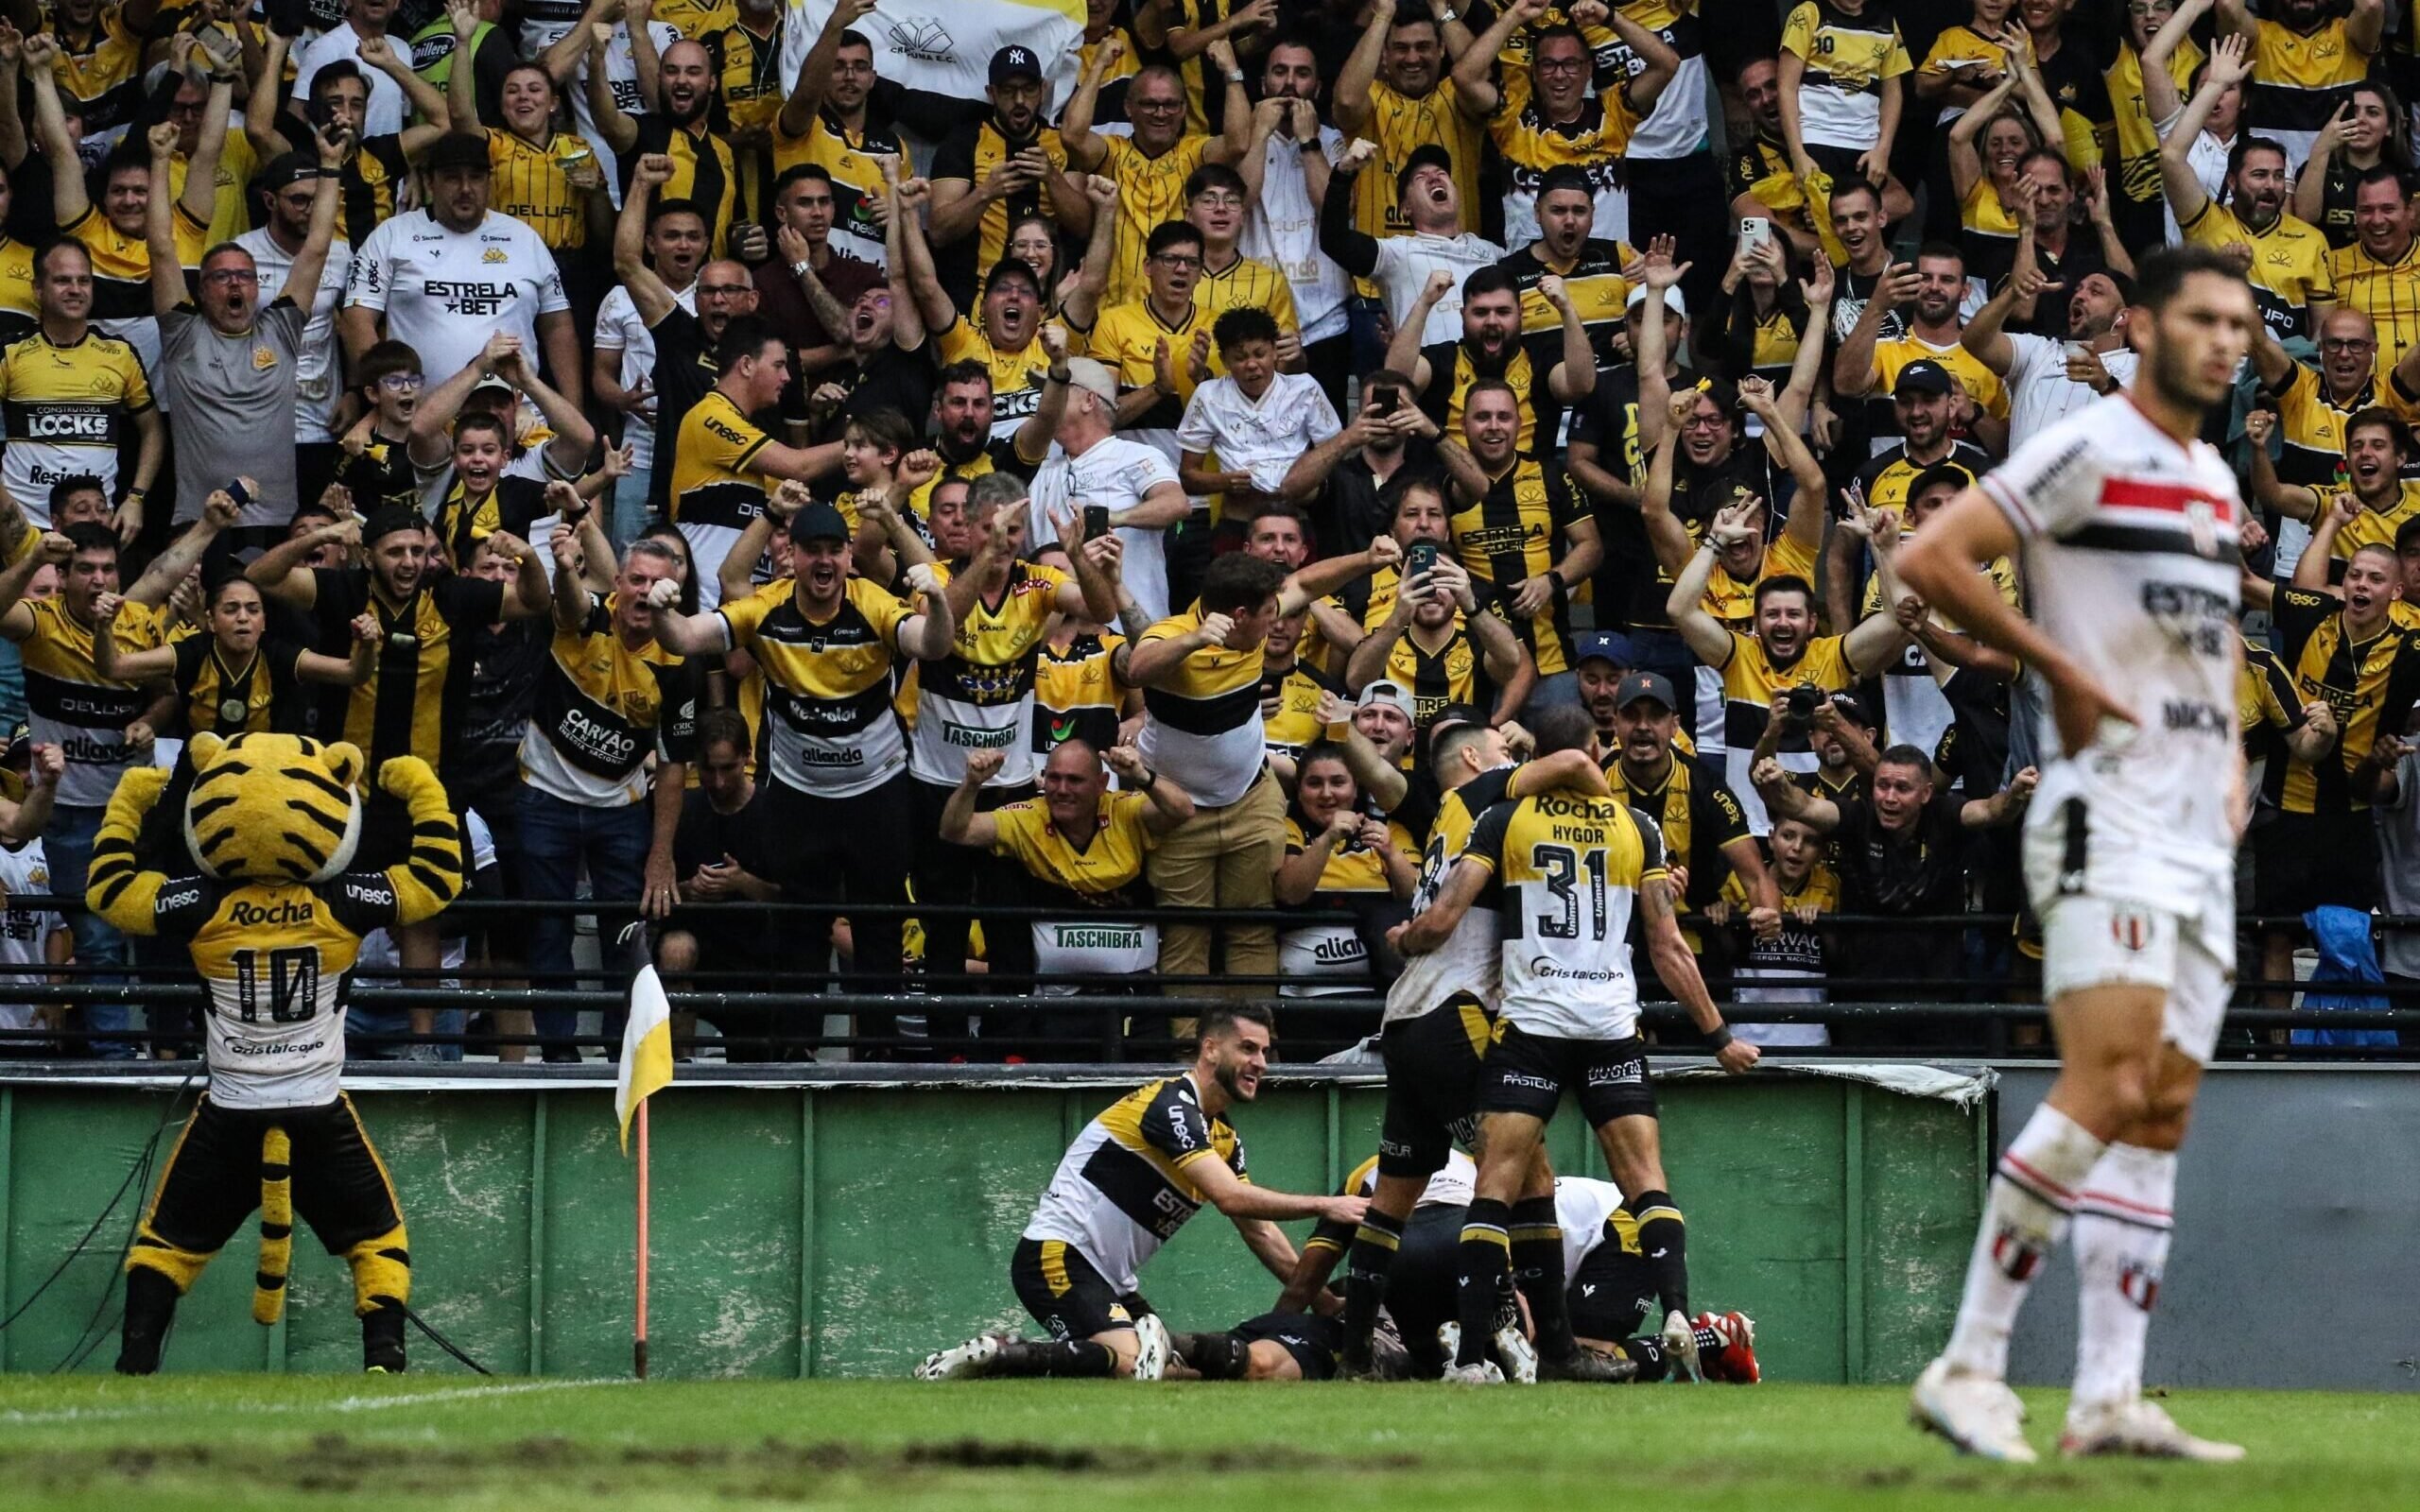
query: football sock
[
  {"left": 1171, "top": 1331, "right": 1251, "bottom": 1381},
  {"left": 1944, "top": 1103, "right": 2107, "bottom": 1379},
  {"left": 114, "top": 1266, "right": 181, "bottom": 1376},
  {"left": 1455, "top": 1198, "right": 1512, "bottom": 1367},
  {"left": 1629, "top": 1192, "right": 1689, "bottom": 1320},
  {"left": 1508, "top": 1196, "right": 1577, "bottom": 1361},
  {"left": 993, "top": 1339, "right": 1117, "bottom": 1378},
  {"left": 2069, "top": 1143, "right": 2176, "bottom": 1412},
  {"left": 1339, "top": 1211, "right": 1405, "bottom": 1364}
]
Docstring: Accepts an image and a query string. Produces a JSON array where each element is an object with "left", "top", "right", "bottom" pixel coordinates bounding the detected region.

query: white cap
[{"left": 1626, "top": 284, "right": 1688, "bottom": 318}]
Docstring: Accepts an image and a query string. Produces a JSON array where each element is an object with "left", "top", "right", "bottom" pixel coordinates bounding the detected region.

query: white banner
[{"left": 779, "top": 0, "right": 1086, "bottom": 119}]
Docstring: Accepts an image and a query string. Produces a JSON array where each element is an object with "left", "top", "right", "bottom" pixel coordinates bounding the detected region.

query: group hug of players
[{"left": 916, "top": 701, "right": 1761, "bottom": 1385}]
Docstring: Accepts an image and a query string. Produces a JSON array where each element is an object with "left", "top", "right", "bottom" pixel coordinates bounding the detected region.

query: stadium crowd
[{"left": 0, "top": 0, "right": 2411, "bottom": 1063}]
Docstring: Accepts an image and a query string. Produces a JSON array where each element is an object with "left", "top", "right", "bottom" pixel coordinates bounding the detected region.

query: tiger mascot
[{"left": 87, "top": 732, "right": 462, "bottom": 1374}]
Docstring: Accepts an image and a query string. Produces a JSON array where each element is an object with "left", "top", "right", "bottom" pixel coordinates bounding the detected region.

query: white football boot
[
  {"left": 1910, "top": 1357, "right": 2037, "bottom": 1463},
  {"left": 914, "top": 1335, "right": 999, "bottom": 1382},
  {"left": 1130, "top": 1314, "right": 1171, "bottom": 1382},
  {"left": 2060, "top": 1400, "right": 2244, "bottom": 1462}
]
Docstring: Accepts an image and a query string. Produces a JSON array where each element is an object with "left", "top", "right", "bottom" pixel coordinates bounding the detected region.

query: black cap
[
  {"left": 424, "top": 131, "right": 491, "bottom": 175},
  {"left": 1910, "top": 459, "right": 1976, "bottom": 501},
  {"left": 363, "top": 506, "right": 424, "bottom": 545},
  {"left": 791, "top": 500, "right": 851, "bottom": 544},
  {"left": 990, "top": 45, "right": 1043, "bottom": 86},
  {"left": 1828, "top": 691, "right": 1876, "bottom": 729},
  {"left": 1395, "top": 144, "right": 1455, "bottom": 203},
  {"left": 1893, "top": 359, "right": 1954, "bottom": 398},
  {"left": 257, "top": 152, "right": 321, "bottom": 194},
  {"left": 1614, "top": 671, "right": 1676, "bottom": 712}
]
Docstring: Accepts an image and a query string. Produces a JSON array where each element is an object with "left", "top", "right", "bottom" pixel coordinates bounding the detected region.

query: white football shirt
[
  {"left": 1175, "top": 372, "right": 1342, "bottom": 495},
  {"left": 1025, "top": 435, "right": 1184, "bottom": 624},
  {"left": 345, "top": 210, "right": 569, "bottom": 395}
]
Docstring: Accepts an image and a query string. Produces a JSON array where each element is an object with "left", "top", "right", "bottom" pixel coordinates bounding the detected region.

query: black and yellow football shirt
[
  {"left": 2271, "top": 587, "right": 2420, "bottom": 813},
  {"left": 717, "top": 576, "right": 916, "bottom": 799},
  {"left": 1451, "top": 454, "right": 1582, "bottom": 675},
  {"left": 311, "top": 568, "right": 508, "bottom": 778}
]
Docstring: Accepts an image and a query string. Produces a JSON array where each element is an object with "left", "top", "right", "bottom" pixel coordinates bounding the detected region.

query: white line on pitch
[{"left": 0, "top": 1377, "right": 630, "bottom": 1425}]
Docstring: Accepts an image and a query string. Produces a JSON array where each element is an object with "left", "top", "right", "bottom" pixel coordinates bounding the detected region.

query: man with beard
[
  {"left": 144, "top": 119, "right": 343, "bottom": 551},
  {"left": 235, "top": 153, "right": 357, "bottom": 514},
  {"left": 1392, "top": 265, "right": 1593, "bottom": 465},
  {"left": 343, "top": 131, "right": 580, "bottom": 411},
  {"left": 1239, "top": 35, "right": 1353, "bottom": 409},
  {"left": 1671, "top": 516, "right": 1912, "bottom": 834},
  {"left": 1299, "top": 367, "right": 1450, "bottom": 553},
  {"left": 2323, "top": 166, "right": 2420, "bottom": 367},
  {"left": 2216, "top": 0, "right": 2384, "bottom": 170},
  {"left": 925, "top": 46, "right": 1080, "bottom": 311},
  {"left": 1602, "top": 669, "right": 1779, "bottom": 972},
  {"left": 2159, "top": 35, "right": 2334, "bottom": 341},
  {"left": 1640, "top": 377, "right": 1829, "bottom": 762},
  {"left": 1998, "top": 151, "right": 2131, "bottom": 339},
  {"left": 616, "top": 157, "right": 774, "bottom": 532},
  {"left": 1851, "top": 361, "right": 1994, "bottom": 524},
  {"left": 247, "top": 33, "right": 448, "bottom": 250},
  {"left": 773, "top": 0, "right": 914, "bottom": 271},
  {"left": 596, "top": 38, "right": 737, "bottom": 256},
  {"left": 1964, "top": 263, "right": 2142, "bottom": 451},
  {"left": 295, "top": 0, "right": 415, "bottom": 137},
  {"left": 1322, "top": 140, "right": 1506, "bottom": 350},
  {"left": 892, "top": 163, "right": 1063, "bottom": 453},
  {"left": 1063, "top": 38, "right": 1254, "bottom": 310},
  {"left": 2248, "top": 307, "right": 2420, "bottom": 576},
  {"left": 1450, "top": 2, "right": 1677, "bottom": 252},
  {"left": 1835, "top": 245, "right": 2011, "bottom": 457},
  {"left": 1450, "top": 380, "right": 1600, "bottom": 699},
  {"left": 649, "top": 495, "right": 958, "bottom": 1012},
  {"left": 918, "top": 1005, "right": 1366, "bottom": 1381},
  {"left": 595, "top": 194, "right": 707, "bottom": 550},
  {"left": 1729, "top": 57, "right": 1913, "bottom": 267},
  {"left": 247, "top": 506, "right": 552, "bottom": 1046},
  {"left": 1496, "top": 165, "right": 1637, "bottom": 374}
]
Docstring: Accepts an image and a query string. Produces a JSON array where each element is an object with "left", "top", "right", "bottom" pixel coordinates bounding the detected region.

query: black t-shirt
[
  {"left": 1320, "top": 447, "right": 1437, "bottom": 558},
  {"left": 646, "top": 307, "right": 724, "bottom": 516},
  {"left": 1574, "top": 364, "right": 1646, "bottom": 628},
  {"left": 451, "top": 617, "right": 549, "bottom": 818},
  {"left": 1833, "top": 787, "right": 1967, "bottom": 919},
  {"left": 338, "top": 429, "right": 423, "bottom": 516},
  {"left": 822, "top": 343, "right": 939, "bottom": 442},
  {"left": 2017, "top": 232, "right": 2111, "bottom": 338},
  {"left": 670, "top": 781, "right": 781, "bottom": 958}
]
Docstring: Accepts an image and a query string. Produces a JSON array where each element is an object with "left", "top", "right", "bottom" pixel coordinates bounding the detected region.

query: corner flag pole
[
  {"left": 636, "top": 1099, "right": 651, "bottom": 1380},
  {"left": 615, "top": 921, "right": 674, "bottom": 1382}
]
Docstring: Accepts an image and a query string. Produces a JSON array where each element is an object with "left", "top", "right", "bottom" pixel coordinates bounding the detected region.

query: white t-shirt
[
  {"left": 1175, "top": 372, "right": 1341, "bottom": 494},
  {"left": 234, "top": 227, "right": 353, "bottom": 446},
  {"left": 2002, "top": 333, "right": 2141, "bottom": 454},
  {"left": 1979, "top": 392, "right": 2244, "bottom": 907},
  {"left": 594, "top": 280, "right": 696, "bottom": 472},
  {"left": 0, "top": 840, "right": 60, "bottom": 1031},
  {"left": 1242, "top": 126, "right": 1351, "bottom": 344},
  {"left": 345, "top": 210, "right": 569, "bottom": 395},
  {"left": 1371, "top": 232, "right": 1507, "bottom": 347},
  {"left": 295, "top": 25, "right": 408, "bottom": 137},
  {"left": 1026, "top": 436, "right": 1183, "bottom": 624}
]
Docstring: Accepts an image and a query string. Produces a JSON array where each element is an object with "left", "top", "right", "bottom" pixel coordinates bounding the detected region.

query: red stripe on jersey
[{"left": 2098, "top": 477, "right": 2235, "bottom": 522}]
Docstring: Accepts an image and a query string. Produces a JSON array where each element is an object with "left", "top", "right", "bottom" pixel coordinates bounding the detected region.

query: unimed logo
[{"left": 886, "top": 15, "right": 954, "bottom": 63}]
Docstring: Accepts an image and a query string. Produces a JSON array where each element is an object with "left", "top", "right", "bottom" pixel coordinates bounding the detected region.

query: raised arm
[
  {"left": 1058, "top": 31, "right": 1120, "bottom": 173},
  {"left": 1752, "top": 753, "right": 1837, "bottom": 831},
  {"left": 2161, "top": 34, "right": 2250, "bottom": 228},
  {"left": 939, "top": 748, "right": 1008, "bottom": 848},
  {"left": 1947, "top": 73, "right": 2019, "bottom": 205},
  {"left": 128, "top": 490, "right": 240, "bottom": 607},
  {"left": 782, "top": 0, "right": 875, "bottom": 138},
  {"left": 1318, "top": 140, "right": 1384, "bottom": 279},
  {"left": 1665, "top": 524, "right": 1742, "bottom": 666},
  {"left": 1201, "top": 38, "right": 1253, "bottom": 166},
  {"left": 1540, "top": 275, "right": 1594, "bottom": 404},
  {"left": 1334, "top": 0, "right": 1393, "bottom": 134},
  {"left": 2140, "top": 0, "right": 2206, "bottom": 127},
  {"left": 887, "top": 163, "right": 956, "bottom": 342},
  {"left": 587, "top": 26, "right": 640, "bottom": 156},
  {"left": 277, "top": 121, "right": 350, "bottom": 309},
  {"left": 1831, "top": 263, "right": 1913, "bottom": 399},
  {"left": 144, "top": 125, "right": 188, "bottom": 316},
  {"left": 614, "top": 154, "right": 681, "bottom": 325},
  {"left": 1451, "top": 0, "right": 1541, "bottom": 119},
  {"left": 355, "top": 31, "right": 447, "bottom": 137},
  {"left": 0, "top": 26, "right": 28, "bottom": 172},
  {"left": 21, "top": 35, "right": 87, "bottom": 226},
  {"left": 1605, "top": 3, "right": 1681, "bottom": 120}
]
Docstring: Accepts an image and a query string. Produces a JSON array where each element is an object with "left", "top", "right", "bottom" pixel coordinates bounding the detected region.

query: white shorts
[{"left": 2032, "top": 896, "right": 2233, "bottom": 1065}]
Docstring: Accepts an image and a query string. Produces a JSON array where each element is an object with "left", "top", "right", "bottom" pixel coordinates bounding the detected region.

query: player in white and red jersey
[{"left": 1897, "top": 246, "right": 2256, "bottom": 1465}]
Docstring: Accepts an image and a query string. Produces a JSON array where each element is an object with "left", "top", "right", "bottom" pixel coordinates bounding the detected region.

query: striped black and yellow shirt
[
  {"left": 311, "top": 567, "right": 508, "bottom": 780},
  {"left": 927, "top": 116, "right": 1068, "bottom": 305},
  {"left": 1096, "top": 133, "right": 1215, "bottom": 309},
  {"left": 717, "top": 577, "right": 916, "bottom": 799},
  {"left": 1192, "top": 253, "right": 1299, "bottom": 336},
  {"left": 1034, "top": 630, "right": 1127, "bottom": 757},
  {"left": 2248, "top": 15, "right": 2375, "bottom": 145},
  {"left": 170, "top": 635, "right": 311, "bottom": 739},
  {"left": 1451, "top": 455, "right": 1581, "bottom": 675},
  {"left": 487, "top": 129, "right": 594, "bottom": 251},
  {"left": 2271, "top": 587, "right": 2420, "bottom": 813},
  {"left": 1136, "top": 605, "right": 1267, "bottom": 807},
  {"left": 670, "top": 390, "right": 771, "bottom": 533},
  {"left": 625, "top": 115, "right": 740, "bottom": 257},
  {"left": 522, "top": 591, "right": 700, "bottom": 807}
]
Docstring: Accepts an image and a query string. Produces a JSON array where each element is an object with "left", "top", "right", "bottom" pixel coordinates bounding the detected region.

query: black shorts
[
  {"left": 1376, "top": 995, "right": 1496, "bottom": 1179},
  {"left": 1476, "top": 1022, "right": 1657, "bottom": 1128},
  {"left": 2254, "top": 809, "right": 2382, "bottom": 916},
  {"left": 1009, "top": 1236, "right": 1150, "bottom": 1342},
  {"left": 1380, "top": 1205, "right": 1466, "bottom": 1376},
  {"left": 1566, "top": 1233, "right": 1658, "bottom": 1344},
  {"left": 1231, "top": 1310, "right": 1344, "bottom": 1381},
  {"left": 141, "top": 1093, "right": 403, "bottom": 1262}
]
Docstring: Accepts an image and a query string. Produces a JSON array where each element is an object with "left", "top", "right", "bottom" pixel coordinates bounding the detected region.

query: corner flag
[{"left": 615, "top": 923, "right": 673, "bottom": 1153}]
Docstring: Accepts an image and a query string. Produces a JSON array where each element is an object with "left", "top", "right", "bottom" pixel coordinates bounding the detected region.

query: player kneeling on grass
[
  {"left": 1236, "top": 1152, "right": 1758, "bottom": 1383},
  {"left": 918, "top": 1005, "right": 1368, "bottom": 1381}
]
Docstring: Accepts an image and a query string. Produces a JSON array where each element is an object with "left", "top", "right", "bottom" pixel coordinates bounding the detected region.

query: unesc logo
[{"left": 886, "top": 15, "right": 954, "bottom": 63}]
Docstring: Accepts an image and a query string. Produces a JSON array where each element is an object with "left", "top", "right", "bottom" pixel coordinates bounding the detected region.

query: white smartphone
[{"left": 1738, "top": 216, "right": 1772, "bottom": 257}]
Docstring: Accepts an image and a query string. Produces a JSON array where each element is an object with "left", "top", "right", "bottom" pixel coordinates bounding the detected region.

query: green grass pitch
[{"left": 0, "top": 1374, "right": 2413, "bottom": 1509}]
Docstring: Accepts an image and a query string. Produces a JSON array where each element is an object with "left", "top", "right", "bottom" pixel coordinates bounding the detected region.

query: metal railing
[{"left": 0, "top": 895, "right": 2412, "bottom": 1063}]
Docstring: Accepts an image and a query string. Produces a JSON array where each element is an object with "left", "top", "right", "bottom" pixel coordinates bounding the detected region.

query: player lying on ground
[
  {"left": 917, "top": 1005, "right": 1366, "bottom": 1381},
  {"left": 1395, "top": 705, "right": 1758, "bottom": 1383},
  {"left": 1898, "top": 242, "right": 2256, "bottom": 1463},
  {"left": 1167, "top": 1155, "right": 1758, "bottom": 1383}
]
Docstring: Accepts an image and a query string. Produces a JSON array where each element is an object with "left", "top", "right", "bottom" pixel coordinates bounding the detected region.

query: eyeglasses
[
  {"left": 1153, "top": 252, "right": 1201, "bottom": 269},
  {"left": 1191, "top": 193, "right": 1243, "bottom": 210},
  {"left": 2322, "top": 337, "right": 2377, "bottom": 352},
  {"left": 376, "top": 372, "right": 425, "bottom": 391},
  {"left": 698, "top": 283, "right": 751, "bottom": 297},
  {"left": 200, "top": 268, "right": 252, "bottom": 285},
  {"left": 1535, "top": 57, "right": 1588, "bottom": 76},
  {"left": 1680, "top": 413, "right": 1728, "bottom": 430},
  {"left": 1130, "top": 97, "right": 1184, "bottom": 112}
]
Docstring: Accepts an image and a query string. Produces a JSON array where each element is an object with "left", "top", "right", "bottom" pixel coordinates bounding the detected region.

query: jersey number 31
[{"left": 1532, "top": 843, "right": 1609, "bottom": 941}]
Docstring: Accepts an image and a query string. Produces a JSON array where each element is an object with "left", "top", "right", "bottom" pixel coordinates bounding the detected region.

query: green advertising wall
[{"left": 0, "top": 1070, "right": 1986, "bottom": 1382}]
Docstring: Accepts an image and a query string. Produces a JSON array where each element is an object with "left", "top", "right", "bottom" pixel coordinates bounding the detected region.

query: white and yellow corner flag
[{"left": 615, "top": 923, "right": 674, "bottom": 1153}]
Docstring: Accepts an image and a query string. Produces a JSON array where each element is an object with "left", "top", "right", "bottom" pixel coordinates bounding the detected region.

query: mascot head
[{"left": 182, "top": 732, "right": 366, "bottom": 885}]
